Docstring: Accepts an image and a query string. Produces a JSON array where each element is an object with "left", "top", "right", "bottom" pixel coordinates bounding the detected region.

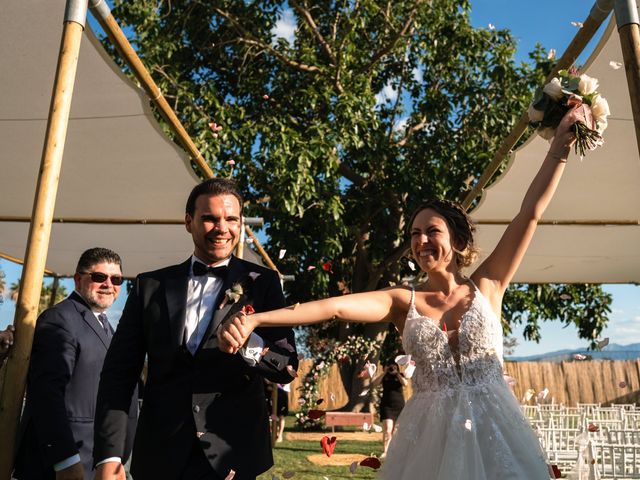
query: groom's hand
[{"left": 218, "top": 313, "right": 254, "bottom": 354}]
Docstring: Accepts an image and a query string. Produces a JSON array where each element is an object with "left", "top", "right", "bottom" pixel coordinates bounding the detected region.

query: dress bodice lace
[{"left": 402, "top": 281, "right": 505, "bottom": 394}]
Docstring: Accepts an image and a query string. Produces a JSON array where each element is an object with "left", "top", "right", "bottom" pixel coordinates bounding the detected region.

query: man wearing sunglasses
[{"left": 14, "top": 248, "right": 137, "bottom": 480}]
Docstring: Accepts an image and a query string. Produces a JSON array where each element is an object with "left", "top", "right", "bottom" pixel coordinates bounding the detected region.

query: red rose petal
[
  {"left": 588, "top": 423, "right": 599, "bottom": 432},
  {"left": 320, "top": 436, "right": 337, "bottom": 457},
  {"left": 241, "top": 305, "right": 255, "bottom": 315},
  {"left": 322, "top": 261, "right": 333, "bottom": 273},
  {"left": 316, "top": 398, "right": 324, "bottom": 405},
  {"left": 359, "top": 457, "right": 381, "bottom": 469},
  {"left": 551, "top": 465, "right": 562, "bottom": 478}
]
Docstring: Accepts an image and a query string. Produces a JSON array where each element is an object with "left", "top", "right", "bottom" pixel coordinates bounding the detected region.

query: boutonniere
[{"left": 218, "top": 272, "right": 262, "bottom": 309}]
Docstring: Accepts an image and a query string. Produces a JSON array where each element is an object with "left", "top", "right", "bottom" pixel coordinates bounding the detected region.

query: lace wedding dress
[{"left": 380, "top": 282, "right": 552, "bottom": 479}]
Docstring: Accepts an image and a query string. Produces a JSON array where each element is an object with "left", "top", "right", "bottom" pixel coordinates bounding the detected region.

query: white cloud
[
  {"left": 375, "top": 82, "right": 398, "bottom": 105},
  {"left": 412, "top": 67, "right": 423, "bottom": 84},
  {"left": 271, "top": 8, "right": 296, "bottom": 45}
]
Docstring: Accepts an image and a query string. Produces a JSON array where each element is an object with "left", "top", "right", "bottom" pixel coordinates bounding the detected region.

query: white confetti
[
  {"left": 359, "top": 389, "right": 370, "bottom": 397},
  {"left": 278, "top": 249, "right": 286, "bottom": 259},
  {"left": 367, "top": 361, "right": 377, "bottom": 379},
  {"left": 407, "top": 260, "right": 416, "bottom": 271},
  {"left": 573, "top": 353, "right": 587, "bottom": 361},
  {"left": 571, "top": 21, "right": 584, "bottom": 28},
  {"left": 404, "top": 361, "right": 416, "bottom": 379},
  {"left": 225, "top": 470, "right": 236, "bottom": 480},
  {"left": 362, "top": 422, "right": 371, "bottom": 432},
  {"left": 329, "top": 392, "right": 336, "bottom": 402},
  {"left": 245, "top": 238, "right": 254, "bottom": 244},
  {"left": 488, "top": 23, "right": 495, "bottom": 30},
  {"left": 394, "top": 354, "right": 412, "bottom": 366},
  {"left": 372, "top": 424, "right": 383, "bottom": 433},
  {"left": 248, "top": 272, "right": 261, "bottom": 280},
  {"left": 547, "top": 48, "right": 556, "bottom": 60},
  {"left": 524, "top": 388, "right": 535, "bottom": 402},
  {"left": 464, "top": 419, "right": 472, "bottom": 431},
  {"left": 609, "top": 61, "right": 622, "bottom": 70},
  {"left": 536, "top": 388, "right": 549, "bottom": 401}
]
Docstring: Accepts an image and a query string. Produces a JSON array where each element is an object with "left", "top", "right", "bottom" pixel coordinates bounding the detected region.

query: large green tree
[{"left": 106, "top": 0, "right": 611, "bottom": 405}]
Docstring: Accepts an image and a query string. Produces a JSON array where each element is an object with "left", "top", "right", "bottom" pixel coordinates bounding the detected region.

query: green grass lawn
[{"left": 258, "top": 417, "right": 383, "bottom": 480}]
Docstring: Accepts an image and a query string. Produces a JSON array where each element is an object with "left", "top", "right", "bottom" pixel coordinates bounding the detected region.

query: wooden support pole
[
  {"left": 0, "top": 16, "right": 85, "bottom": 480},
  {"left": 461, "top": 1, "right": 614, "bottom": 210},
  {"left": 88, "top": 3, "right": 214, "bottom": 180},
  {"left": 244, "top": 226, "right": 281, "bottom": 274},
  {"left": 616, "top": 0, "right": 640, "bottom": 157}
]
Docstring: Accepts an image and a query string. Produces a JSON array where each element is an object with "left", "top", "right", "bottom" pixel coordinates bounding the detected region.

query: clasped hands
[{"left": 217, "top": 311, "right": 258, "bottom": 354}]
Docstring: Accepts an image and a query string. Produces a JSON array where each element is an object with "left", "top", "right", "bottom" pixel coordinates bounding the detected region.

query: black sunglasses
[{"left": 80, "top": 271, "right": 124, "bottom": 286}]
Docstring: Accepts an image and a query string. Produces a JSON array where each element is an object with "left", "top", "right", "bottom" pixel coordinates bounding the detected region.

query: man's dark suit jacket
[
  {"left": 94, "top": 256, "right": 298, "bottom": 480},
  {"left": 13, "top": 292, "right": 137, "bottom": 480}
]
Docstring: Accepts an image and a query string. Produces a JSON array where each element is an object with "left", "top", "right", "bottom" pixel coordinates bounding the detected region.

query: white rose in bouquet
[
  {"left": 590, "top": 94, "right": 610, "bottom": 133},
  {"left": 527, "top": 103, "right": 544, "bottom": 123},
  {"left": 578, "top": 74, "right": 599, "bottom": 95},
  {"left": 542, "top": 77, "right": 563, "bottom": 100}
]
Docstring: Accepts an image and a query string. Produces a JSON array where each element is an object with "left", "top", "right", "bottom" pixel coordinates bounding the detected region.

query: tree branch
[
  {"left": 290, "top": 0, "right": 337, "bottom": 65},
  {"left": 237, "top": 38, "right": 321, "bottom": 73},
  {"left": 338, "top": 161, "right": 367, "bottom": 187},
  {"left": 213, "top": 7, "right": 322, "bottom": 74},
  {"left": 361, "top": 1, "right": 423, "bottom": 73},
  {"left": 395, "top": 116, "right": 428, "bottom": 147}
]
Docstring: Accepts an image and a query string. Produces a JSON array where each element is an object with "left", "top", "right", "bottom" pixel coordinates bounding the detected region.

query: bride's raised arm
[
  {"left": 474, "top": 107, "right": 579, "bottom": 297},
  {"left": 218, "top": 288, "right": 409, "bottom": 353}
]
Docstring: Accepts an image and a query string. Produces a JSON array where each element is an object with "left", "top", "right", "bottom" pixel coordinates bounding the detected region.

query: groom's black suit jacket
[{"left": 94, "top": 256, "right": 298, "bottom": 480}]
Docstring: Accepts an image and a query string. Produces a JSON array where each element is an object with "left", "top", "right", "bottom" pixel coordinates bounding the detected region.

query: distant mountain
[{"left": 507, "top": 343, "right": 640, "bottom": 362}]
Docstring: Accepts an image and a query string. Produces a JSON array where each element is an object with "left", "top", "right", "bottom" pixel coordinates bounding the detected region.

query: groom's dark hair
[{"left": 185, "top": 178, "right": 244, "bottom": 216}]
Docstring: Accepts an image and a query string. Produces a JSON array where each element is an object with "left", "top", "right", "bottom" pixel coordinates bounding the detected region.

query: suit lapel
[
  {"left": 166, "top": 259, "right": 191, "bottom": 349},
  {"left": 69, "top": 292, "right": 111, "bottom": 349}
]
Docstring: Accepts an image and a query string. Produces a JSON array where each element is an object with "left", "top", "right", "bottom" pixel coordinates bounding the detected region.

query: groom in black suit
[{"left": 94, "top": 178, "right": 298, "bottom": 480}]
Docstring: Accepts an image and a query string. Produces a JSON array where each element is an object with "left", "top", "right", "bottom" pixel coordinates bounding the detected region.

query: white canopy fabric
[
  {"left": 0, "top": 0, "right": 215, "bottom": 277},
  {"left": 0, "top": 3, "right": 636, "bottom": 283},
  {"left": 470, "top": 18, "right": 640, "bottom": 283}
]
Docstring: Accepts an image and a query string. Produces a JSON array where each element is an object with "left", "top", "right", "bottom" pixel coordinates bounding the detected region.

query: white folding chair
[{"left": 594, "top": 443, "right": 640, "bottom": 479}]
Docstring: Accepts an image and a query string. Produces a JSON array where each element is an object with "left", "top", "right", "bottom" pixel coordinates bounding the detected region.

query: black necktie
[
  {"left": 192, "top": 262, "right": 229, "bottom": 278},
  {"left": 98, "top": 313, "right": 111, "bottom": 338}
]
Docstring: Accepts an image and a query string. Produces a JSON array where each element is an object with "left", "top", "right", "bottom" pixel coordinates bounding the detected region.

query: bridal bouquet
[{"left": 528, "top": 69, "right": 610, "bottom": 156}]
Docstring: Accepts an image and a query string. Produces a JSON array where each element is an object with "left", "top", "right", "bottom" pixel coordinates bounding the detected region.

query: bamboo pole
[
  {"left": 461, "top": 0, "right": 615, "bottom": 210},
  {"left": 0, "top": 8, "right": 86, "bottom": 479},
  {"left": 244, "top": 226, "right": 281, "bottom": 274},
  {"left": 615, "top": 0, "right": 640, "bottom": 157},
  {"left": 88, "top": 0, "right": 214, "bottom": 180}
]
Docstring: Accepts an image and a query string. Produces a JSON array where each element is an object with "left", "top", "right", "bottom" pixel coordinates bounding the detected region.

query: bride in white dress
[{"left": 218, "top": 107, "right": 581, "bottom": 479}]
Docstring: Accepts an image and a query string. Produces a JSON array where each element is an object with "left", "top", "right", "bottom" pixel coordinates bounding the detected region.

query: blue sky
[{"left": 1, "top": 1, "right": 638, "bottom": 356}]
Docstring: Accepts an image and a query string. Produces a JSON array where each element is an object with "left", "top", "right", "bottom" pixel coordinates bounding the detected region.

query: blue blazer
[{"left": 13, "top": 292, "right": 137, "bottom": 480}]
